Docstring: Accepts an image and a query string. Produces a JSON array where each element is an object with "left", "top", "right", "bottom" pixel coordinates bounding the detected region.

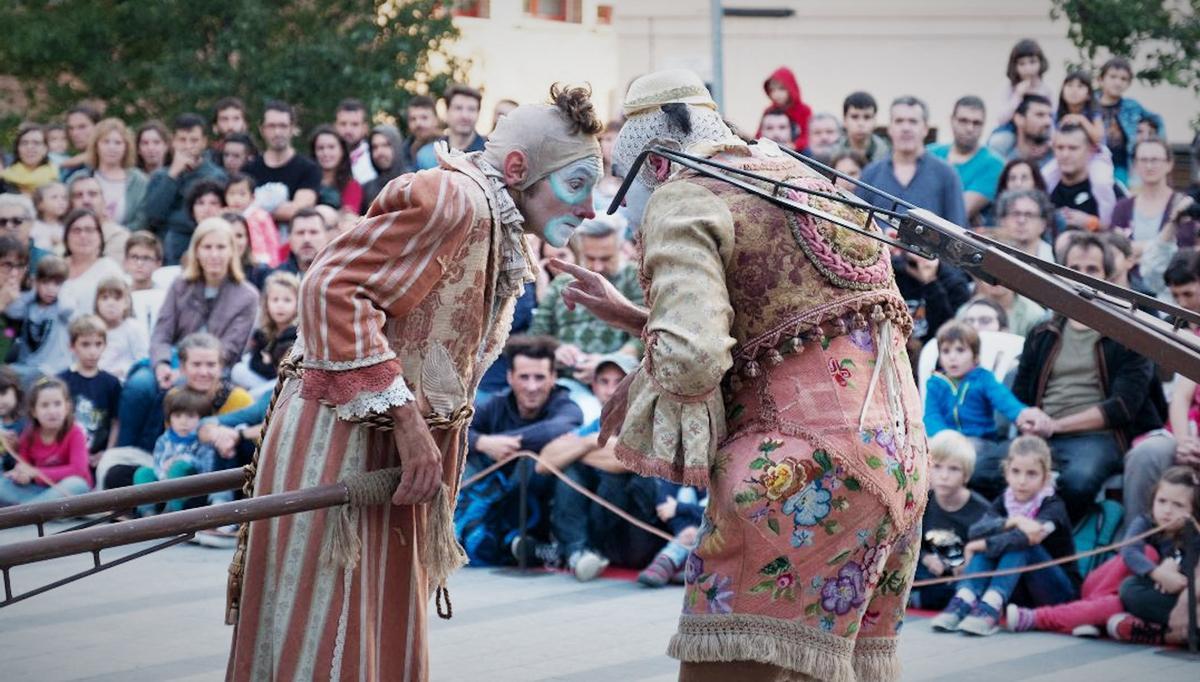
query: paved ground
[{"left": 1, "top": 522, "right": 1197, "bottom": 681}]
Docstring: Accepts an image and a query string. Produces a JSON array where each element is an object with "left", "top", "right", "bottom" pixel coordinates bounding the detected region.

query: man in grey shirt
[{"left": 855, "top": 95, "right": 968, "bottom": 228}]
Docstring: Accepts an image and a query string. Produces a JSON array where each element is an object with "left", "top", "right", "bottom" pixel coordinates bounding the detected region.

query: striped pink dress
[{"left": 227, "top": 152, "right": 532, "bottom": 681}]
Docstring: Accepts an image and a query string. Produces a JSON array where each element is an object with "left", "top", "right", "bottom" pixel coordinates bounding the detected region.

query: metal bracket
[{"left": 1, "top": 533, "right": 194, "bottom": 608}]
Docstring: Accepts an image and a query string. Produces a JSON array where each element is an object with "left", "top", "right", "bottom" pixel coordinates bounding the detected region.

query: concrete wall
[
  {"left": 611, "top": 0, "right": 1197, "bottom": 144},
  {"left": 450, "top": 1, "right": 621, "bottom": 130}
]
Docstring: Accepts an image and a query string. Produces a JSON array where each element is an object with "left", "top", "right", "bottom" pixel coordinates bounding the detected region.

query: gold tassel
[
  {"left": 327, "top": 505, "right": 362, "bottom": 569},
  {"left": 422, "top": 483, "right": 468, "bottom": 597}
]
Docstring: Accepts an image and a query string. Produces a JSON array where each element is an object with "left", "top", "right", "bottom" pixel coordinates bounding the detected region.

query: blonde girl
[
  {"left": 94, "top": 275, "right": 149, "bottom": 381},
  {"left": 232, "top": 271, "right": 300, "bottom": 396},
  {"left": 932, "top": 436, "right": 1080, "bottom": 636}
]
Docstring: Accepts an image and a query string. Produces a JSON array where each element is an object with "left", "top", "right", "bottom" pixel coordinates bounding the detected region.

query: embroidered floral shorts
[{"left": 670, "top": 433, "right": 920, "bottom": 682}]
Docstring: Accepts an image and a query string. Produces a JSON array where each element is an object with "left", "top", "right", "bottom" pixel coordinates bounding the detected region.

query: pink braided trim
[
  {"left": 299, "top": 359, "right": 402, "bottom": 406},
  {"left": 785, "top": 186, "right": 890, "bottom": 285},
  {"left": 614, "top": 441, "right": 712, "bottom": 488}
]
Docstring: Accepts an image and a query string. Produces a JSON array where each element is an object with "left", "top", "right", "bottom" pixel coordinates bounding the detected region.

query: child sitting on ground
[
  {"left": 57, "top": 315, "right": 122, "bottom": 468},
  {"left": 133, "top": 387, "right": 217, "bottom": 516},
  {"left": 924, "top": 321, "right": 1039, "bottom": 443},
  {"left": 231, "top": 271, "right": 299, "bottom": 397},
  {"left": 94, "top": 276, "right": 149, "bottom": 381},
  {"left": 910, "top": 431, "right": 992, "bottom": 610},
  {"left": 1107, "top": 466, "right": 1200, "bottom": 645},
  {"left": 0, "top": 378, "right": 92, "bottom": 506},
  {"left": 637, "top": 482, "right": 707, "bottom": 587},
  {"left": 1004, "top": 465, "right": 1198, "bottom": 639},
  {"left": 932, "top": 435, "right": 1080, "bottom": 636}
]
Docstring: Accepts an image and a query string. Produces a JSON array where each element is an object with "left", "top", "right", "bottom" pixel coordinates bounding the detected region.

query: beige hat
[
  {"left": 481, "top": 103, "right": 602, "bottom": 191},
  {"left": 622, "top": 69, "right": 717, "bottom": 117}
]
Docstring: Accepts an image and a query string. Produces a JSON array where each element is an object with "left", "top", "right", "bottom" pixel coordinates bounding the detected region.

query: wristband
[{"left": 1085, "top": 215, "right": 1100, "bottom": 232}]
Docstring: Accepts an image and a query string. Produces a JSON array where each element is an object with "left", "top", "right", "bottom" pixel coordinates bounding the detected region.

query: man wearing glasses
[
  {"left": 0, "top": 192, "right": 50, "bottom": 271},
  {"left": 928, "top": 96, "right": 1006, "bottom": 225}
]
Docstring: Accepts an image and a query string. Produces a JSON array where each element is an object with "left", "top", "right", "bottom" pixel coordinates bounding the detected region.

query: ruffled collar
[{"left": 437, "top": 145, "right": 535, "bottom": 300}]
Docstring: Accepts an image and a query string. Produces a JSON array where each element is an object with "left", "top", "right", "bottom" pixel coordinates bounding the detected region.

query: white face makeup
[
  {"left": 620, "top": 177, "right": 654, "bottom": 235},
  {"left": 541, "top": 158, "right": 600, "bottom": 246}
]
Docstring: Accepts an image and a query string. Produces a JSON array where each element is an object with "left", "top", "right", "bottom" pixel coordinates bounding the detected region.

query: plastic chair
[{"left": 917, "top": 330, "right": 1027, "bottom": 397}]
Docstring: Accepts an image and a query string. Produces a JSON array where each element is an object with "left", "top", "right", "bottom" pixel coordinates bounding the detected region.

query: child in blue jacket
[{"left": 925, "top": 321, "right": 1037, "bottom": 441}]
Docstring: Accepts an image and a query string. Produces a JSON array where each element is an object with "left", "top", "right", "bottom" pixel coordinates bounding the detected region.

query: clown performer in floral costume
[
  {"left": 554, "top": 70, "right": 928, "bottom": 681},
  {"left": 226, "top": 86, "right": 603, "bottom": 682}
]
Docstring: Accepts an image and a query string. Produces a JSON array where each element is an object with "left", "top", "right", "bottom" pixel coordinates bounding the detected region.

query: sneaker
[
  {"left": 509, "top": 535, "right": 560, "bottom": 568},
  {"left": 931, "top": 596, "right": 974, "bottom": 632},
  {"left": 1071, "top": 624, "right": 1101, "bottom": 638},
  {"left": 568, "top": 549, "right": 609, "bottom": 582},
  {"left": 1005, "top": 604, "right": 1035, "bottom": 632},
  {"left": 959, "top": 602, "right": 1001, "bottom": 636},
  {"left": 637, "top": 554, "right": 677, "bottom": 587},
  {"left": 1106, "top": 613, "right": 1167, "bottom": 645},
  {"left": 194, "top": 524, "right": 239, "bottom": 549}
]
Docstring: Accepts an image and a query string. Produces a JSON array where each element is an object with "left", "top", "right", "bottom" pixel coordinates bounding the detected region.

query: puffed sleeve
[
  {"left": 297, "top": 169, "right": 477, "bottom": 422},
  {"left": 614, "top": 180, "right": 736, "bottom": 486}
]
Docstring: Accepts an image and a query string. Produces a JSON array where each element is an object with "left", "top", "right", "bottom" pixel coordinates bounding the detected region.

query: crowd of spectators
[{"left": 0, "top": 36, "right": 1198, "bottom": 643}]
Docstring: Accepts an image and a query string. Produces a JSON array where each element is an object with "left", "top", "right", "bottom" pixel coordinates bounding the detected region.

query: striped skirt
[{"left": 226, "top": 378, "right": 458, "bottom": 681}]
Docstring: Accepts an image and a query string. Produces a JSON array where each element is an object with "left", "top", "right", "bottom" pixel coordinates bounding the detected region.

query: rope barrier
[
  {"left": 910, "top": 521, "right": 1185, "bottom": 588},
  {"left": 459, "top": 451, "right": 1200, "bottom": 589}
]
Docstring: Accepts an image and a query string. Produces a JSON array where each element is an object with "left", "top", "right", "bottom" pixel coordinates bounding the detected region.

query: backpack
[
  {"left": 453, "top": 467, "right": 542, "bottom": 566},
  {"left": 1072, "top": 499, "right": 1125, "bottom": 577}
]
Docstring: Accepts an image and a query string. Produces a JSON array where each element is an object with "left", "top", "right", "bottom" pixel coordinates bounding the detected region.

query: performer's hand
[
  {"left": 549, "top": 258, "right": 645, "bottom": 335},
  {"left": 598, "top": 368, "right": 636, "bottom": 447},
  {"left": 389, "top": 402, "right": 441, "bottom": 506}
]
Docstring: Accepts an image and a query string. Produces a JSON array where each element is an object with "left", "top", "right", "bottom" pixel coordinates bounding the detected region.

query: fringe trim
[
  {"left": 423, "top": 482, "right": 469, "bottom": 593},
  {"left": 613, "top": 441, "right": 711, "bottom": 488},
  {"left": 852, "top": 637, "right": 901, "bottom": 682},
  {"left": 668, "top": 614, "right": 856, "bottom": 682}
]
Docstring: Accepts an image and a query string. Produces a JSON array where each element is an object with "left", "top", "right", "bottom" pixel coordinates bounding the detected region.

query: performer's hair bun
[{"left": 549, "top": 83, "right": 604, "bottom": 136}]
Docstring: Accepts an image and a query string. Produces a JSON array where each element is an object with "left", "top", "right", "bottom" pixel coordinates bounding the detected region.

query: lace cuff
[
  {"left": 334, "top": 374, "right": 415, "bottom": 422},
  {"left": 613, "top": 367, "right": 725, "bottom": 487}
]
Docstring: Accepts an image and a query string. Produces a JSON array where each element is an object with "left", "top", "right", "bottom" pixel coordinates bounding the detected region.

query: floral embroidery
[
  {"left": 686, "top": 570, "right": 735, "bottom": 615},
  {"left": 748, "top": 556, "right": 798, "bottom": 602},
  {"left": 736, "top": 441, "right": 859, "bottom": 539},
  {"left": 819, "top": 561, "right": 866, "bottom": 616},
  {"left": 791, "top": 528, "right": 814, "bottom": 548},
  {"left": 783, "top": 482, "right": 832, "bottom": 526},
  {"left": 860, "top": 426, "right": 920, "bottom": 493},
  {"left": 684, "top": 552, "right": 705, "bottom": 585},
  {"left": 847, "top": 324, "right": 874, "bottom": 353},
  {"left": 828, "top": 357, "right": 856, "bottom": 387}
]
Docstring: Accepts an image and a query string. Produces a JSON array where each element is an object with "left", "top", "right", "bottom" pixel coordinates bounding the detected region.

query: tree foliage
[
  {"left": 0, "top": 0, "right": 464, "bottom": 132},
  {"left": 1051, "top": 0, "right": 1200, "bottom": 114}
]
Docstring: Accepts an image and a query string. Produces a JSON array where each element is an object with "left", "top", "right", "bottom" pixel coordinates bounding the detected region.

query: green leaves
[
  {"left": 1051, "top": 0, "right": 1200, "bottom": 127},
  {"left": 0, "top": 0, "right": 464, "bottom": 133}
]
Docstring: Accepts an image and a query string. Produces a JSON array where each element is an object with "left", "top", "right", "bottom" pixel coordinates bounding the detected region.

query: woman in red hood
[{"left": 757, "top": 66, "right": 812, "bottom": 151}]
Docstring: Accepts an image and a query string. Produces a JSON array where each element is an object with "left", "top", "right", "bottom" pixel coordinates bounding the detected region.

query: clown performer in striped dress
[
  {"left": 555, "top": 69, "right": 929, "bottom": 682},
  {"left": 225, "top": 85, "right": 604, "bottom": 682}
]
